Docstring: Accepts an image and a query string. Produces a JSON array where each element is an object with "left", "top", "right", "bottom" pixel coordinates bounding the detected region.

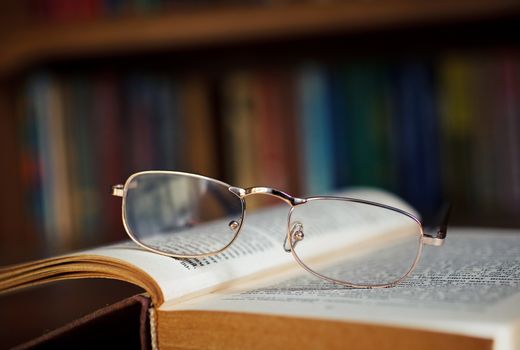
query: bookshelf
[
  {"left": 2, "top": 0, "right": 520, "bottom": 77},
  {"left": 0, "top": 0, "right": 519, "bottom": 266}
]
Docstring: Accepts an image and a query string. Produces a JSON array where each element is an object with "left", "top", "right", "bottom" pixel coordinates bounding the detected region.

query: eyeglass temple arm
[{"left": 423, "top": 203, "right": 452, "bottom": 246}]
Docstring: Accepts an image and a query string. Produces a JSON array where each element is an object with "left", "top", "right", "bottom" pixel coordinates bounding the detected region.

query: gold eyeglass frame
[{"left": 113, "top": 170, "right": 449, "bottom": 289}]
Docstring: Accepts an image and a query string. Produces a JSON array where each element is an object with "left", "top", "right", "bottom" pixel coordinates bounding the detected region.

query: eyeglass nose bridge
[
  {"left": 229, "top": 186, "right": 306, "bottom": 253},
  {"left": 229, "top": 186, "right": 306, "bottom": 206}
]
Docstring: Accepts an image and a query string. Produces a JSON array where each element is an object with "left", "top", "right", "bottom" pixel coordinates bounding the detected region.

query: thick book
[{"left": 1, "top": 188, "right": 519, "bottom": 349}]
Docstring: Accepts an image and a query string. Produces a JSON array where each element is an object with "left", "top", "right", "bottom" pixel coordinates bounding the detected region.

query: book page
[
  {"left": 85, "top": 188, "right": 413, "bottom": 302},
  {"left": 84, "top": 204, "right": 294, "bottom": 303},
  {"left": 162, "top": 228, "right": 520, "bottom": 349}
]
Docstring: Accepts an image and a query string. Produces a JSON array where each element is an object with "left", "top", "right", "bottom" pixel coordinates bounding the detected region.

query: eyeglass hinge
[
  {"left": 112, "top": 184, "right": 124, "bottom": 197},
  {"left": 423, "top": 234, "right": 445, "bottom": 246}
]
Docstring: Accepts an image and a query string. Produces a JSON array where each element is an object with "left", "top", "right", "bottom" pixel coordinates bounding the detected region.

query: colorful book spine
[
  {"left": 392, "top": 61, "right": 441, "bottom": 220},
  {"left": 342, "top": 62, "right": 394, "bottom": 190},
  {"left": 24, "top": 73, "right": 74, "bottom": 252},
  {"left": 125, "top": 73, "right": 156, "bottom": 172},
  {"left": 21, "top": 76, "right": 46, "bottom": 239},
  {"left": 497, "top": 52, "right": 520, "bottom": 217},
  {"left": 252, "top": 70, "right": 292, "bottom": 192},
  {"left": 468, "top": 54, "right": 498, "bottom": 216},
  {"left": 296, "top": 64, "right": 334, "bottom": 195},
  {"left": 153, "top": 76, "right": 181, "bottom": 170},
  {"left": 438, "top": 54, "right": 476, "bottom": 216},
  {"left": 329, "top": 65, "right": 350, "bottom": 189},
  {"left": 91, "top": 72, "right": 124, "bottom": 240},
  {"left": 221, "top": 71, "right": 257, "bottom": 188},
  {"left": 69, "top": 76, "right": 100, "bottom": 245},
  {"left": 180, "top": 77, "right": 218, "bottom": 178}
]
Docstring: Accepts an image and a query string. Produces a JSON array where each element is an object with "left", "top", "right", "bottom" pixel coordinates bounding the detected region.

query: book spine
[
  {"left": 392, "top": 61, "right": 441, "bottom": 220},
  {"left": 498, "top": 52, "right": 520, "bottom": 216},
  {"left": 252, "top": 70, "right": 291, "bottom": 192},
  {"left": 21, "top": 76, "right": 46, "bottom": 239},
  {"left": 92, "top": 71, "right": 124, "bottom": 240},
  {"left": 438, "top": 54, "right": 475, "bottom": 217},
  {"left": 296, "top": 64, "right": 334, "bottom": 195},
  {"left": 221, "top": 71, "right": 257, "bottom": 188},
  {"left": 46, "top": 74, "right": 74, "bottom": 249},
  {"left": 181, "top": 76, "right": 219, "bottom": 177},
  {"left": 468, "top": 55, "right": 498, "bottom": 216},
  {"left": 125, "top": 73, "right": 155, "bottom": 172},
  {"left": 342, "top": 63, "right": 394, "bottom": 190},
  {"left": 329, "top": 65, "right": 350, "bottom": 189},
  {"left": 70, "top": 76, "right": 101, "bottom": 245},
  {"left": 32, "top": 74, "right": 57, "bottom": 249}
]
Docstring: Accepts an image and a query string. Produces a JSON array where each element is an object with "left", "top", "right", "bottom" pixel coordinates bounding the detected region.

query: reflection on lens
[
  {"left": 123, "top": 172, "right": 243, "bottom": 256},
  {"left": 289, "top": 198, "right": 422, "bottom": 287}
]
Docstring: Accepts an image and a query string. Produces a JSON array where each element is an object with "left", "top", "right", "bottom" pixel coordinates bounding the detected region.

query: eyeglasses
[{"left": 112, "top": 171, "right": 449, "bottom": 288}]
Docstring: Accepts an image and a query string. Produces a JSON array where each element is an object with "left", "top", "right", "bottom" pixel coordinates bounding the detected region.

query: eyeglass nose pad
[
  {"left": 228, "top": 220, "right": 240, "bottom": 231},
  {"left": 283, "top": 222, "right": 304, "bottom": 253}
]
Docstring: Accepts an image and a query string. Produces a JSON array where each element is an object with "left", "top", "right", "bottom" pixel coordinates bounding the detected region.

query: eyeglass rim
[
  {"left": 287, "top": 196, "right": 425, "bottom": 289},
  {"left": 121, "top": 170, "right": 247, "bottom": 259}
]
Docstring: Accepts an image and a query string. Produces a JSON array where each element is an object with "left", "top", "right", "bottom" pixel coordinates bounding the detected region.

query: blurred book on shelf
[{"left": 12, "top": 49, "right": 520, "bottom": 257}]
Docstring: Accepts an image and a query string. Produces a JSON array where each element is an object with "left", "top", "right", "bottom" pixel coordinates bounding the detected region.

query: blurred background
[
  {"left": 0, "top": 1, "right": 520, "bottom": 265},
  {"left": 0, "top": 1, "right": 520, "bottom": 347}
]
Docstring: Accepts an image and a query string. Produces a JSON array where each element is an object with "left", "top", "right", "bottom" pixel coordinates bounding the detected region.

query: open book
[{"left": 1, "top": 189, "right": 519, "bottom": 349}]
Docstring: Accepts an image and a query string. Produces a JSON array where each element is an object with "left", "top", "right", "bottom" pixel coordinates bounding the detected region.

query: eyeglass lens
[
  {"left": 289, "top": 198, "right": 422, "bottom": 286},
  {"left": 124, "top": 173, "right": 243, "bottom": 256}
]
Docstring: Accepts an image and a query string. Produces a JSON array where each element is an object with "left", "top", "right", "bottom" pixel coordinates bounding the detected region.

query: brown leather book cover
[{"left": 13, "top": 294, "right": 151, "bottom": 350}]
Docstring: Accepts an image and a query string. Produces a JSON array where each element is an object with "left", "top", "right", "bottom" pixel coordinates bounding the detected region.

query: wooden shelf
[{"left": 1, "top": 0, "right": 520, "bottom": 76}]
